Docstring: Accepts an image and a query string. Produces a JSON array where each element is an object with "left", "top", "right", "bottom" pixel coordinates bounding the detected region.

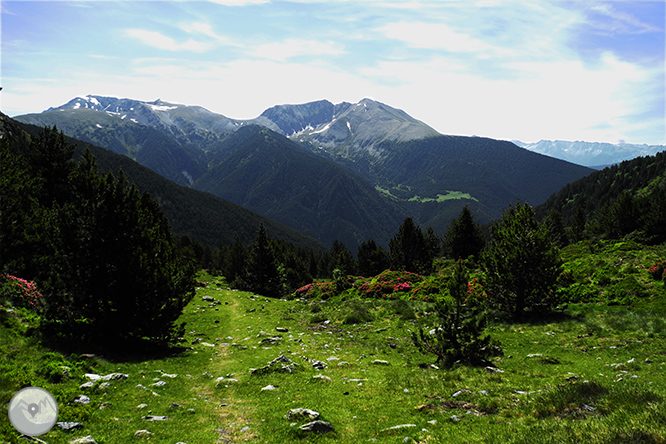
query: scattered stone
[
  {"left": 427, "top": 420, "right": 437, "bottom": 425},
  {"left": 259, "top": 337, "right": 282, "bottom": 345},
  {"left": 371, "top": 359, "right": 390, "bottom": 365},
  {"left": 170, "top": 403, "right": 181, "bottom": 409},
  {"left": 286, "top": 407, "right": 320, "bottom": 421},
  {"left": 136, "top": 404, "right": 148, "bottom": 409},
  {"left": 69, "top": 436, "right": 97, "bottom": 444},
  {"left": 74, "top": 395, "right": 91, "bottom": 405},
  {"left": 56, "top": 422, "right": 84, "bottom": 432},
  {"left": 99, "top": 382, "right": 112, "bottom": 389},
  {"left": 451, "top": 415, "right": 461, "bottom": 421},
  {"left": 645, "top": 358, "right": 653, "bottom": 363},
  {"left": 381, "top": 424, "right": 417, "bottom": 432},
  {"left": 202, "top": 296, "right": 216, "bottom": 302},
  {"left": 526, "top": 353, "right": 543, "bottom": 358},
  {"left": 134, "top": 430, "right": 153, "bottom": 437},
  {"left": 326, "top": 356, "right": 340, "bottom": 361},
  {"left": 276, "top": 327, "right": 289, "bottom": 332},
  {"left": 299, "top": 420, "right": 334, "bottom": 433},
  {"left": 80, "top": 381, "right": 96, "bottom": 389},
  {"left": 151, "top": 381, "right": 166, "bottom": 387},
  {"left": 102, "top": 373, "right": 128, "bottom": 381},
  {"left": 144, "top": 415, "right": 168, "bottom": 421},
  {"left": 261, "top": 384, "right": 278, "bottom": 391},
  {"left": 240, "top": 426, "right": 250, "bottom": 432},
  {"left": 201, "top": 342, "right": 216, "bottom": 347},
  {"left": 485, "top": 366, "right": 504, "bottom": 374},
  {"left": 312, "top": 374, "right": 332, "bottom": 382},
  {"left": 452, "top": 389, "right": 471, "bottom": 397},
  {"left": 337, "top": 361, "right": 351, "bottom": 367}
]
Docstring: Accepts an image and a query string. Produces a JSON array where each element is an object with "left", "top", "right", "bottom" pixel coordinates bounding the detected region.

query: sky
[{"left": 1, "top": 0, "right": 664, "bottom": 145}]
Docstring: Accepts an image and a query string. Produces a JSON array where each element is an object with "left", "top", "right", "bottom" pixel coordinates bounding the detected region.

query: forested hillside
[
  {"left": 11, "top": 116, "right": 325, "bottom": 252},
  {"left": 536, "top": 151, "right": 666, "bottom": 245}
]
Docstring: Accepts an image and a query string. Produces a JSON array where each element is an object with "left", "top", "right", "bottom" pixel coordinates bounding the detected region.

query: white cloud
[
  {"left": 125, "top": 29, "right": 212, "bottom": 52},
  {"left": 206, "top": 0, "right": 269, "bottom": 6},
  {"left": 250, "top": 38, "right": 346, "bottom": 61},
  {"left": 375, "top": 21, "right": 497, "bottom": 54}
]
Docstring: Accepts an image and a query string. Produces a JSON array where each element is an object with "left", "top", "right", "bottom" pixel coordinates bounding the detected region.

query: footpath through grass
[{"left": 2, "top": 266, "right": 666, "bottom": 443}]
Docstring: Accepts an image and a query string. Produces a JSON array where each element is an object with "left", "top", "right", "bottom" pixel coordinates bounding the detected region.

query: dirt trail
[{"left": 189, "top": 290, "right": 257, "bottom": 442}]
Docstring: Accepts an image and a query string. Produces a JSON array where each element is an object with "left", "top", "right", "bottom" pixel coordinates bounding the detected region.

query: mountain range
[
  {"left": 514, "top": 139, "right": 665, "bottom": 168},
  {"left": 15, "top": 95, "right": 595, "bottom": 249}
]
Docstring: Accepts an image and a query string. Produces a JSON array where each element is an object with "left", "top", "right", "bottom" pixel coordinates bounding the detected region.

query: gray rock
[
  {"left": 202, "top": 296, "right": 216, "bottom": 302},
  {"left": 312, "top": 361, "right": 327, "bottom": 370},
  {"left": 99, "top": 382, "right": 112, "bottom": 389},
  {"left": 102, "top": 373, "right": 128, "bottom": 381},
  {"left": 312, "top": 374, "right": 331, "bottom": 382},
  {"left": 84, "top": 373, "right": 101, "bottom": 380},
  {"left": 276, "top": 327, "right": 289, "bottom": 332},
  {"left": 56, "top": 421, "right": 84, "bottom": 432},
  {"left": 69, "top": 436, "right": 97, "bottom": 444},
  {"left": 299, "top": 420, "right": 334, "bottom": 433},
  {"left": 74, "top": 395, "right": 90, "bottom": 405},
  {"left": 286, "top": 408, "right": 320, "bottom": 421},
  {"left": 144, "top": 415, "right": 168, "bottom": 421},
  {"left": 151, "top": 381, "right": 166, "bottom": 387},
  {"left": 80, "top": 381, "right": 96, "bottom": 389},
  {"left": 371, "top": 360, "right": 390, "bottom": 365},
  {"left": 134, "top": 430, "right": 153, "bottom": 437},
  {"left": 382, "top": 424, "right": 416, "bottom": 432},
  {"left": 485, "top": 366, "right": 504, "bottom": 373},
  {"left": 261, "top": 384, "right": 278, "bottom": 391},
  {"left": 136, "top": 403, "right": 148, "bottom": 409}
]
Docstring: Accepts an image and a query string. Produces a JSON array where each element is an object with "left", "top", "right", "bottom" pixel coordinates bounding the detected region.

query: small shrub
[
  {"left": 0, "top": 274, "right": 44, "bottom": 312},
  {"left": 412, "top": 260, "right": 502, "bottom": 368},
  {"left": 342, "top": 300, "right": 374, "bottom": 325},
  {"left": 648, "top": 261, "right": 665, "bottom": 281}
]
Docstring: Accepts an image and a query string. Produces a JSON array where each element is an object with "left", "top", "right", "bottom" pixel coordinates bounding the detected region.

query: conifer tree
[
  {"left": 389, "top": 217, "right": 434, "bottom": 274},
  {"left": 481, "top": 202, "right": 562, "bottom": 321},
  {"left": 443, "top": 205, "right": 485, "bottom": 259},
  {"left": 245, "top": 223, "right": 282, "bottom": 297},
  {"left": 357, "top": 239, "right": 390, "bottom": 277},
  {"left": 412, "top": 260, "right": 502, "bottom": 367}
]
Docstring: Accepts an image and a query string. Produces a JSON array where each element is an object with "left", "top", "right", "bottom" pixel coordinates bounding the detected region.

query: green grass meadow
[{"left": 2, "top": 241, "right": 666, "bottom": 443}]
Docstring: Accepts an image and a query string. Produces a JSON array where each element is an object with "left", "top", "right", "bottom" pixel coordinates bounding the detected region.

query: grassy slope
[{"left": 2, "top": 242, "right": 666, "bottom": 443}]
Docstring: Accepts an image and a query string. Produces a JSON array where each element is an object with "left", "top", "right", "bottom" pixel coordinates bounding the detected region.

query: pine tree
[
  {"left": 412, "top": 260, "right": 502, "bottom": 367},
  {"left": 389, "top": 217, "right": 433, "bottom": 274},
  {"left": 481, "top": 202, "right": 562, "bottom": 321},
  {"left": 543, "top": 210, "right": 568, "bottom": 247},
  {"left": 443, "top": 205, "right": 485, "bottom": 259},
  {"left": 357, "top": 239, "right": 390, "bottom": 277},
  {"left": 245, "top": 223, "right": 282, "bottom": 297}
]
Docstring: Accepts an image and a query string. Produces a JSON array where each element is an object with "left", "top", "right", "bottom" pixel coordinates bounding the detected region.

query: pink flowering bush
[
  {"left": 1, "top": 274, "right": 44, "bottom": 312},
  {"left": 648, "top": 262, "right": 665, "bottom": 281},
  {"left": 354, "top": 270, "right": 426, "bottom": 300},
  {"left": 293, "top": 281, "right": 337, "bottom": 299}
]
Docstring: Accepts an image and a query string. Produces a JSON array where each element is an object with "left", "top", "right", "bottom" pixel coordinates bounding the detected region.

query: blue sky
[{"left": 2, "top": 0, "right": 664, "bottom": 144}]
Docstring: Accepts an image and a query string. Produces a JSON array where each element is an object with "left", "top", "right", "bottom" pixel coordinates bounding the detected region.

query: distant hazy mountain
[
  {"left": 514, "top": 139, "right": 666, "bottom": 168},
  {"left": 15, "top": 95, "right": 595, "bottom": 248}
]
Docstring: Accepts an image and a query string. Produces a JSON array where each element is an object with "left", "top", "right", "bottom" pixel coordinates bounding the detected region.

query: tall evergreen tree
[
  {"left": 443, "top": 205, "right": 485, "bottom": 259},
  {"left": 481, "top": 202, "right": 562, "bottom": 321},
  {"left": 245, "top": 223, "right": 282, "bottom": 297},
  {"left": 330, "top": 240, "right": 357, "bottom": 276},
  {"left": 389, "top": 217, "right": 434, "bottom": 274},
  {"left": 543, "top": 209, "right": 568, "bottom": 247},
  {"left": 357, "top": 239, "right": 390, "bottom": 277}
]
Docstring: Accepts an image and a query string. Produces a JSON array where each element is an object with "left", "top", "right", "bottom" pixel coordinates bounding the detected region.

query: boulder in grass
[
  {"left": 69, "top": 436, "right": 97, "bottom": 444},
  {"left": 299, "top": 420, "right": 334, "bottom": 433},
  {"left": 285, "top": 408, "right": 320, "bottom": 421}
]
